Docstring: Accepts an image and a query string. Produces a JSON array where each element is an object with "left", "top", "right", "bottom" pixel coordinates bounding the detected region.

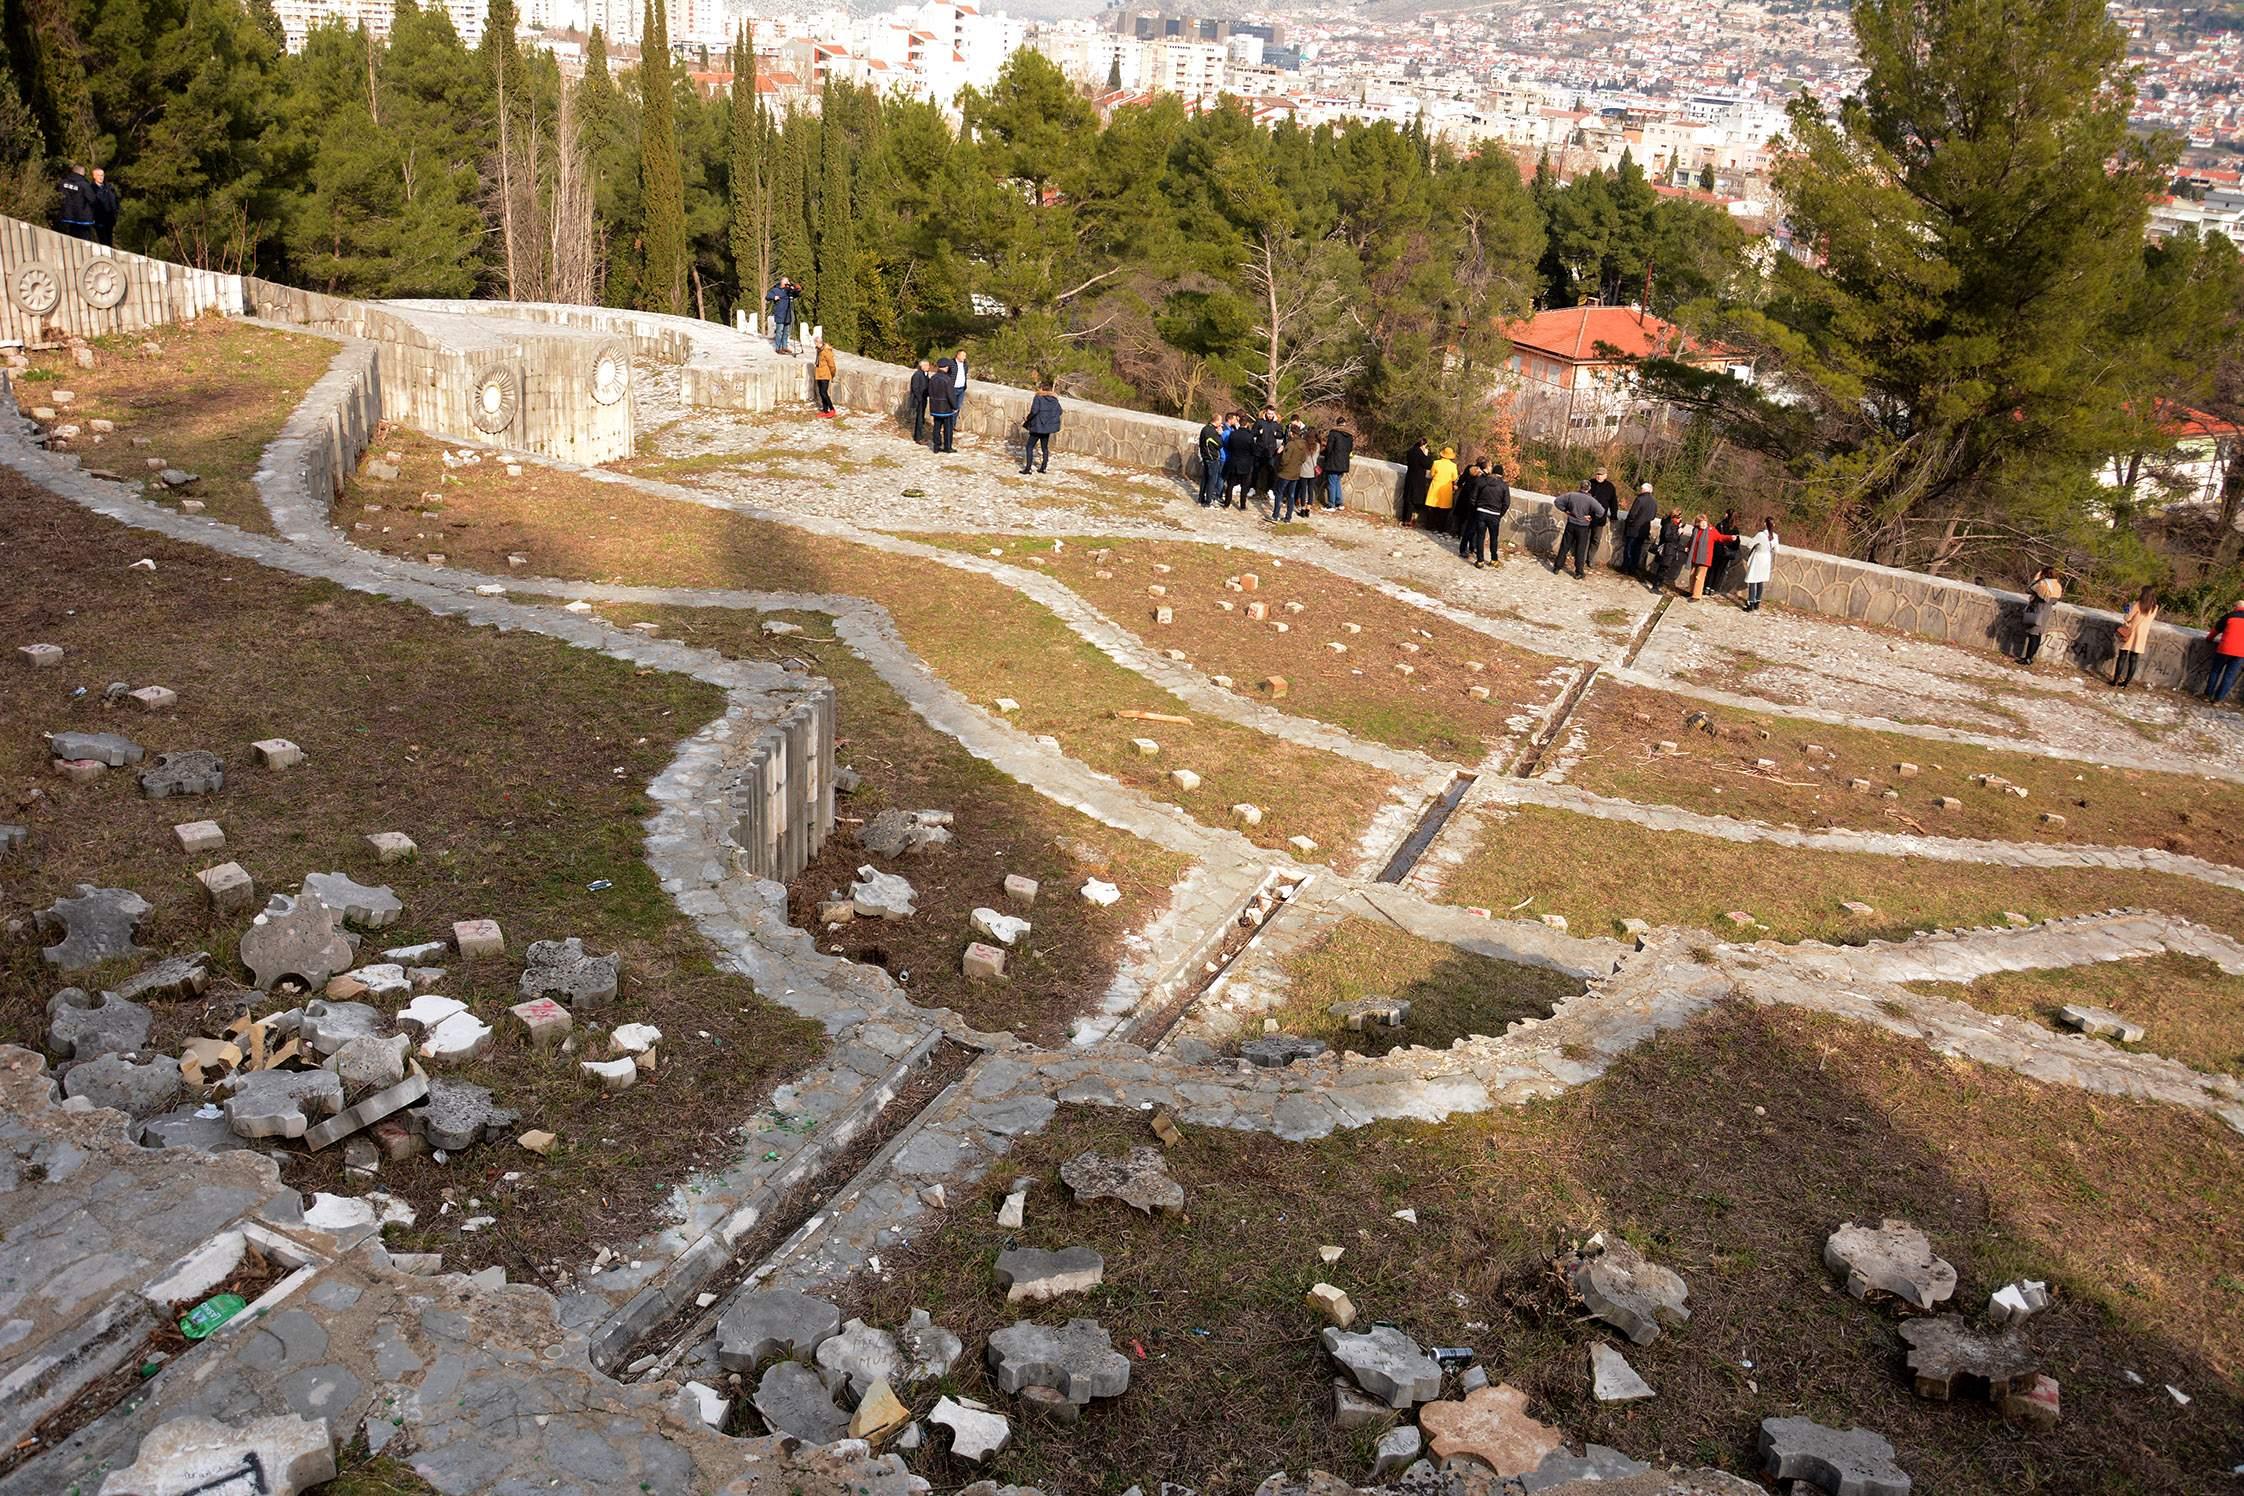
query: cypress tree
[
  {"left": 1106, "top": 53, "right": 1121, "bottom": 90},
  {"left": 637, "top": 0, "right": 688, "bottom": 314},
  {"left": 815, "top": 92, "right": 857, "bottom": 349},
  {"left": 770, "top": 108, "right": 813, "bottom": 302},
  {"left": 727, "top": 23, "right": 767, "bottom": 310}
]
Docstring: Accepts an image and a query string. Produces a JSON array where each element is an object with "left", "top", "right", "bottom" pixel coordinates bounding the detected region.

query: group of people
[
  {"left": 1192, "top": 407, "right": 1355, "bottom": 521},
  {"left": 55, "top": 163, "right": 121, "bottom": 245},
  {"left": 903, "top": 353, "right": 974, "bottom": 454}
]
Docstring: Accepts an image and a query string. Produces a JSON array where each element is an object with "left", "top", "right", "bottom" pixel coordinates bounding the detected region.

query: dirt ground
[
  {"left": 0, "top": 471, "right": 823, "bottom": 1278},
  {"left": 835, "top": 1004, "right": 2244, "bottom": 1495},
  {"left": 1250, "top": 917, "right": 1582, "bottom": 1055}
]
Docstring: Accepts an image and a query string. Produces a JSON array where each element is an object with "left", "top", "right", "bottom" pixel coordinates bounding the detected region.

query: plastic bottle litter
[{"left": 179, "top": 1292, "right": 247, "bottom": 1340}]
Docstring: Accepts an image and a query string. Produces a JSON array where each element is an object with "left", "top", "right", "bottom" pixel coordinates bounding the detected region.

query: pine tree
[
  {"left": 727, "top": 23, "right": 768, "bottom": 312},
  {"left": 637, "top": 0, "right": 688, "bottom": 313},
  {"left": 815, "top": 91, "right": 857, "bottom": 348}
]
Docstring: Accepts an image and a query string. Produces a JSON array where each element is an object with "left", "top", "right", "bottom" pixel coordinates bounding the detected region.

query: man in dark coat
[
  {"left": 56, "top": 164, "right": 96, "bottom": 239},
  {"left": 1021, "top": 383, "right": 1062, "bottom": 473},
  {"left": 1621, "top": 481, "right": 1658, "bottom": 577},
  {"left": 1221, "top": 411, "right": 1256, "bottom": 507},
  {"left": 906, "top": 359, "right": 932, "bottom": 444},
  {"left": 90, "top": 167, "right": 119, "bottom": 246},
  {"left": 764, "top": 277, "right": 801, "bottom": 353},
  {"left": 1400, "top": 440, "right": 1433, "bottom": 525},
  {"left": 1318, "top": 424, "right": 1353, "bottom": 511},
  {"left": 1196, "top": 416, "right": 1226, "bottom": 507},
  {"left": 1249, "top": 405, "right": 1284, "bottom": 511},
  {"left": 1586, "top": 466, "right": 1620, "bottom": 570},
  {"left": 1465, "top": 461, "right": 1511, "bottom": 566},
  {"left": 1551, "top": 487, "right": 1607, "bottom": 579},
  {"left": 927, "top": 358, "right": 959, "bottom": 453}
]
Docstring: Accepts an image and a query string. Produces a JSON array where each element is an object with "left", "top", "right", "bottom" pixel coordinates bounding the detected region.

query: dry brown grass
[
  {"left": 346, "top": 430, "right": 1407, "bottom": 865},
  {"left": 1565, "top": 680, "right": 2244, "bottom": 867},
  {"left": 1249, "top": 916, "right": 1580, "bottom": 1054},
  {"left": 0, "top": 471, "right": 822, "bottom": 1275},
  {"left": 1908, "top": 952, "right": 2244, "bottom": 1079},
  {"left": 16, "top": 316, "right": 338, "bottom": 534},
  {"left": 837, "top": 1004, "right": 2244, "bottom": 1494}
]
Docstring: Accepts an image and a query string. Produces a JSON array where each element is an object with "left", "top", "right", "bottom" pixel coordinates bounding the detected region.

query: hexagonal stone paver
[
  {"left": 48, "top": 730, "right": 142, "bottom": 766},
  {"left": 986, "top": 1318, "right": 1131, "bottom": 1405},
  {"left": 1758, "top": 1416, "right": 1911, "bottom": 1496},
  {"left": 414, "top": 1078, "right": 518, "bottom": 1151}
]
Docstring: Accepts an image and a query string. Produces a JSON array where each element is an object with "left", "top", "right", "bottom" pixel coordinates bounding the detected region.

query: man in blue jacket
[
  {"left": 1021, "top": 383, "right": 1062, "bottom": 473},
  {"left": 764, "top": 277, "right": 800, "bottom": 353}
]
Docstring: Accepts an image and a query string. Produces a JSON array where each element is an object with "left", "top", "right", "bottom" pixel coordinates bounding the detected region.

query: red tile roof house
[{"left": 1499, "top": 305, "right": 1754, "bottom": 446}]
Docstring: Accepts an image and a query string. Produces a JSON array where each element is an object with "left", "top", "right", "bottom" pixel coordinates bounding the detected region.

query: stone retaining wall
[
  {"left": 244, "top": 323, "right": 380, "bottom": 541},
  {"left": 0, "top": 216, "right": 241, "bottom": 346}
]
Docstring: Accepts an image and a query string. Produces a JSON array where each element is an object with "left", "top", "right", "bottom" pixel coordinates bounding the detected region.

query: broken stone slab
[
  {"left": 1758, "top": 1416, "right": 1912, "bottom": 1496},
  {"left": 1999, "top": 1372, "right": 2061, "bottom": 1429},
  {"left": 2055, "top": 1003, "right": 2145, "bottom": 1044},
  {"left": 1897, "top": 1315, "right": 2038, "bottom": 1401},
  {"left": 49, "top": 730, "right": 143, "bottom": 766},
  {"left": 1240, "top": 1034, "right": 1329, "bottom": 1068},
  {"left": 62, "top": 1052, "right": 182, "bottom": 1118},
  {"left": 815, "top": 1317, "right": 904, "bottom": 1400},
  {"left": 995, "top": 1246, "right": 1105, "bottom": 1304},
  {"left": 898, "top": 1308, "right": 962, "bottom": 1381},
  {"left": 1589, "top": 1342, "right": 1654, "bottom": 1402},
  {"left": 1331, "top": 1378, "right": 1393, "bottom": 1432},
  {"left": 115, "top": 951, "right": 214, "bottom": 1003},
  {"left": 850, "top": 866, "right": 917, "bottom": 919},
  {"left": 451, "top": 918, "right": 505, "bottom": 958},
  {"left": 413, "top": 1078, "right": 517, "bottom": 1151},
  {"left": 1371, "top": 1424, "right": 1421, "bottom": 1479},
  {"left": 301, "top": 1000, "right": 386, "bottom": 1057},
  {"left": 971, "top": 907, "right": 1032, "bottom": 947},
  {"left": 580, "top": 1056, "right": 637, "bottom": 1091},
  {"left": 331, "top": 963, "right": 413, "bottom": 1001},
  {"left": 328, "top": 1032, "right": 411, "bottom": 1090},
  {"left": 397, "top": 997, "right": 492, "bottom": 1066},
  {"left": 987, "top": 1318, "right": 1132, "bottom": 1405},
  {"left": 302, "top": 871, "right": 403, "bottom": 930},
  {"left": 1081, "top": 877, "right": 1121, "bottom": 907},
  {"left": 509, "top": 997, "right": 572, "bottom": 1047},
  {"left": 1320, "top": 1325, "right": 1443, "bottom": 1408},
  {"left": 240, "top": 892, "right": 356, "bottom": 992},
  {"left": 138, "top": 749, "right": 226, "bottom": 798},
  {"left": 1517, "top": 1445, "right": 1677, "bottom": 1492},
  {"left": 851, "top": 1377, "right": 911, "bottom": 1445},
  {"left": 717, "top": 1289, "right": 843, "bottom": 1371},
  {"left": 1987, "top": 1279, "right": 2051, "bottom": 1327},
  {"left": 305, "top": 1070, "right": 430, "bottom": 1152},
  {"left": 1824, "top": 1219, "right": 1956, "bottom": 1310},
  {"left": 1060, "top": 1146, "right": 1186, "bottom": 1216},
  {"left": 1329, "top": 998, "right": 1410, "bottom": 1031},
  {"left": 518, "top": 936, "right": 621, "bottom": 1009},
  {"left": 1304, "top": 1283, "right": 1355, "bottom": 1328},
  {"left": 38, "top": 884, "right": 153, "bottom": 971},
  {"left": 609, "top": 1022, "right": 661, "bottom": 1056},
  {"left": 1561, "top": 1234, "right": 1691, "bottom": 1345},
  {"left": 97, "top": 1413, "right": 336, "bottom": 1496},
  {"left": 137, "top": 1106, "right": 249, "bottom": 1152},
  {"left": 45, "top": 987, "right": 152, "bottom": 1061},
  {"left": 857, "top": 806, "right": 952, "bottom": 858},
  {"left": 930, "top": 1395, "right": 1011, "bottom": 1463},
  {"left": 1418, "top": 1382, "right": 1562, "bottom": 1477},
  {"left": 753, "top": 1360, "right": 848, "bottom": 1442},
  {"left": 222, "top": 1067, "right": 344, "bottom": 1139}
]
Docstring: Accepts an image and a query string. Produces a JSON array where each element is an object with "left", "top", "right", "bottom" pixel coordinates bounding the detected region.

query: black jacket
[
  {"left": 1251, "top": 418, "right": 1284, "bottom": 462},
  {"left": 57, "top": 170, "right": 94, "bottom": 227},
  {"left": 907, "top": 368, "right": 930, "bottom": 411},
  {"left": 1478, "top": 475, "right": 1511, "bottom": 515},
  {"left": 92, "top": 180, "right": 119, "bottom": 229},
  {"left": 1587, "top": 477, "right": 1620, "bottom": 516},
  {"left": 927, "top": 368, "right": 957, "bottom": 415},
  {"left": 1321, "top": 429, "right": 1354, "bottom": 474},
  {"left": 1223, "top": 426, "right": 1255, "bottom": 474},
  {"left": 1025, "top": 394, "right": 1063, "bottom": 435},
  {"left": 1198, "top": 423, "right": 1224, "bottom": 465},
  {"left": 1625, "top": 491, "right": 1657, "bottom": 535}
]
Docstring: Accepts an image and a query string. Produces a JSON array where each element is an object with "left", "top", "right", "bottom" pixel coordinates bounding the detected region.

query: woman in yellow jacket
[
  {"left": 1423, "top": 447, "right": 1459, "bottom": 535},
  {"left": 812, "top": 338, "right": 838, "bottom": 417}
]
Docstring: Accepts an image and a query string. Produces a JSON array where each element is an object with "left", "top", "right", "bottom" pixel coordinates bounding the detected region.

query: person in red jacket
[
  {"left": 1684, "top": 513, "right": 1734, "bottom": 600},
  {"left": 2205, "top": 599, "right": 2244, "bottom": 703}
]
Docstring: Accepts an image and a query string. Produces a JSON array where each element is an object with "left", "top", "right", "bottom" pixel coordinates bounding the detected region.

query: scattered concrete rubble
[
  {"left": 37, "top": 884, "right": 152, "bottom": 970},
  {"left": 930, "top": 1395, "right": 1011, "bottom": 1463},
  {"left": 1986, "top": 1279, "right": 2050, "bottom": 1327},
  {"left": 97, "top": 1412, "right": 336, "bottom": 1496},
  {"left": 1241, "top": 1034, "right": 1330, "bottom": 1068},
  {"left": 1589, "top": 1343, "right": 1654, "bottom": 1403},
  {"left": 2056, "top": 1003, "right": 2145, "bottom": 1043},
  {"left": 45, "top": 987, "right": 152, "bottom": 1061},
  {"left": 1560, "top": 1233, "right": 1691, "bottom": 1345},
  {"left": 1758, "top": 1416, "right": 1912, "bottom": 1496},
  {"left": 718, "top": 1289, "right": 844, "bottom": 1371},
  {"left": 1897, "top": 1315, "right": 2038, "bottom": 1401},
  {"left": 1060, "top": 1145, "right": 1186, "bottom": 1215},
  {"left": 850, "top": 866, "right": 918, "bottom": 919},
  {"left": 1321, "top": 1325, "right": 1443, "bottom": 1408},
  {"left": 519, "top": 936, "right": 622, "bottom": 1009},
  {"left": 138, "top": 749, "right": 226, "bottom": 798},
  {"left": 239, "top": 892, "right": 355, "bottom": 993},
  {"left": 994, "top": 1245, "right": 1104, "bottom": 1303},
  {"left": 1824, "top": 1219, "right": 1957, "bottom": 1310}
]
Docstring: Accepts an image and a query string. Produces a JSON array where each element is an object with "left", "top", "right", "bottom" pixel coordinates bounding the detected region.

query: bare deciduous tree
[{"left": 1242, "top": 228, "right": 1364, "bottom": 411}]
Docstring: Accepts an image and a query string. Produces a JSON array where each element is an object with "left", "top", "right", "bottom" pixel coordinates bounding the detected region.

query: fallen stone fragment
[
  {"left": 252, "top": 738, "right": 305, "bottom": 769},
  {"left": 197, "top": 861, "right": 256, "bottom": 914},
  {"left": 414, "top": 1077, "right": 517, "bottom": 1150},
  {"left": 173, "top": 820, "right": 224, "bottom": 855},
  {"left": 1824, "top": 1219, "right": 1956, "bottom": 1309},
  {"left": 305, "top": 1070, "right": 430, "bottom": 1151},
  {"left": 1331, "top": 1377, "right": 1393, "bottom": 1432},
  {"left": 506, "top": 996, "right": 571, "bottom": 1048},
  {"left": 1003, "top": 873, "right": 1038, "bottom": 906},
  {"left": 717, "top": 1289, "right": 843, "bottom": 1371},
  {"left": 137, "top": 1106, "right": 248, "bottom": 1152},
  {"left": 1987, "top": 1279, "right": 2050, "bottom": 1327},
  {"left": 1999, "top": 1372, "right": 2061, "bottom": 1429},
  {"left": 20, "top": 642, "right": 63, "bottom": 668},
  {"left": 678, "top": 1380, "right": 730, "bottom": 1430},
  {"left": 995, "top": 1246, "right": 1105, "bottom": 1304},
  {"left": 97, "top": 1413, "right": 335, "bottom": 1496},
  {"left": 1328, "top": 997, "right": 1410, "bottom": 1032},
  {"left": 857, "top": 806, "right": 951, "bottom": 857},
  {"left": 139, "top": 749, "right": 225, "bottom": 798},
  {"left": 1061, "top": 1145, "right": 1186, "bottom": 1215},
  {"left": 2055, "top": 1003, "right": 2144, "bottom": 1043},
  {"left": 898, "top": 1308, "right": 962, "bottom": 1381},
  {"left": 1241, "top": 1034, "right": 1328, "bottom": 1068},
  {"left": 987, "top": 1318, "right": 1132, "bottom": 1404},
  {"left": 753, "top": 1360, "right": 848, "bottom": 1441},
  {"left": 1758, "top": 1415, "right": 1912, "bottom": 1496},
  {"left": 851, "top": 1377, "right": 911, "bottom": 1445},
  {"left": 63, "top": 1052, "right": 181, "bottom": 1118},
  {"left": 111, "top": 951, "right": 212, "bottom": 1005},
  {"left": 222, "top": 1067, "right": 344, "bottom": 1139},
  {"left": 520, "top": 936, "right": 621, "bottom": 1008},
  {"left": 1561, "top": 1234, "right": 1691, "bottom": 1345},
  {"left": 996, "top": 1181, "right": 1029, "bottom": 1229},
  {"left": 850, "top": 866, "right": 917, "bottom": 919},
  {"left": 301, "top": 1000, "right": 384, "bottom": 1056},
  {"left": 303, "top": 871, "right": 403, "bottom": 930},
  {"left": 328, "top": 1032, "right": 411, "bottom": 1089},
  {"left": 1590, "top": 1342, "right": 1654, "bottom": 1402},
  {"left": 1418, "top": 1382, "right": 1562, "bottom": 1476},
  {"left": 38, "top": 884, "right": 153, "bottom": 971},
  {"left": 451, "top": 918, "right": 505, "bottom": 958},
  {"left": 963, "top": 941, "right": 1007, "bottom": 982},
  {"left": 49, "top": 730, "right": 143, "bottom": 766},
  {"left": 240, "top": 891, "right": 355, "bottom": 992},
  {"left": 1371, "top": 1424, "right": 1421, "bottom": 1479},
  {"left": 816, "top": 1317, "right": 905, "bottom": 1399},
  {"left": 1320, "top": 1325, "right": 1443, "bottom": 1408},
  {"left": 1304, "top": 1282, "right": 1355, "bottom": 1328},
  {"left": 46, "top": 987, "right": 152, "bottom": 1061},
  {"left": 1898, "top": 1314, "right": 2038, "bottom": 1401},
  {"left": 972, "top": 907, "right": 1032, "bottom": 946},
  {"left": 580, "top": 1056, "right": 637, "bottom": 1091},
  {"left": 366, "top": 831, "right": 417, "bottom": 863},
  {"left": 930, "top": 1395, "right": 1011, "bottom": 1463},
  {"left": 1080, "top": 877, "right": 1121, "bottom": 907}
]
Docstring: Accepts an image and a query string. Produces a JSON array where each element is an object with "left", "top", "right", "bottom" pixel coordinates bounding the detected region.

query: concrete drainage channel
[
  {"left": 1122, "top": 867, "right": 1305, "bottom": 1050},
  {"left": 1507, "top": 596, "right": 1673, "bottom": 781},
  {"left": 591, "top": 1033, "right": 978, "bottom": 1381},
  {"left": 1374, "top": 772, "right": 1478, "bottom": 884}
]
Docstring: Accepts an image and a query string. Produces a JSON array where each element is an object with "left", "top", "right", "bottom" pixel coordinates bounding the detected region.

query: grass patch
[
  {"left": 0, "top": 470, "right": 823, "bottom": 1275},
  {"left": 1441, "top": 804, "right": 2244, "bottom": 947},
  {"left": 1256, "top": 916, "right": 1581, "bottom": 1054},
  {"left": 1908, "top": 953, "right": 2244, "bottom": 1078},
  {"left": 15, "top": 317, "right": 338, "bottom": 535},
  {"left": 1565, "top": 681, "right": 2244, "bottom": 867},
  {"left": 346, "top": 431, "right": 1405, "bottom": 865},
  {"left": 835, "top": 1004, "right": 2244, "bottom": 1494},
  {"left": 931, "top": 533, "right": 1559, "bottom": 765},
  {"left": 599, "top": 605, "right": 1191, "bottom": 1044}
]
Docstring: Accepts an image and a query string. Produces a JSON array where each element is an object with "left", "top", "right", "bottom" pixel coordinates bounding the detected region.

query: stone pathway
[{"left": 7, "top": 320, "right": 2244, "bottom": 1494}]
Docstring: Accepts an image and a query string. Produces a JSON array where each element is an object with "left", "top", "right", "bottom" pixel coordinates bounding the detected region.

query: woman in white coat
[{"left": 1739, "top": 517, "right": 1779, "bottom": 612}]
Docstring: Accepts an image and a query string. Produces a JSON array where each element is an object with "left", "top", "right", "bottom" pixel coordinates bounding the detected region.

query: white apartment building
[{"left": 1143, "top": 38, "right": 1226, "bottom": 100}]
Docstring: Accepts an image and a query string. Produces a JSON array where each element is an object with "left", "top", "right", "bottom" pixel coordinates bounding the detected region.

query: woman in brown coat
[
  {"left": 812, "top": 339, "right": 838, "bottom": 417},
  {"left": 2111, "top": 586, "right": 2157, "bottom": 687}
]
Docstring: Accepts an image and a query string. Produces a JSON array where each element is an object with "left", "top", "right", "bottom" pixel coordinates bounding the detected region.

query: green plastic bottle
[{"left": 178, "top": 1292, "right": 247, "bottom": 1340}]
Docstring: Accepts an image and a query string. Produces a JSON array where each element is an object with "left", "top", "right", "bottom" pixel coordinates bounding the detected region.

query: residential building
[{"left": 1498, "top": 304, "right": 1751, "bottom": 446}]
